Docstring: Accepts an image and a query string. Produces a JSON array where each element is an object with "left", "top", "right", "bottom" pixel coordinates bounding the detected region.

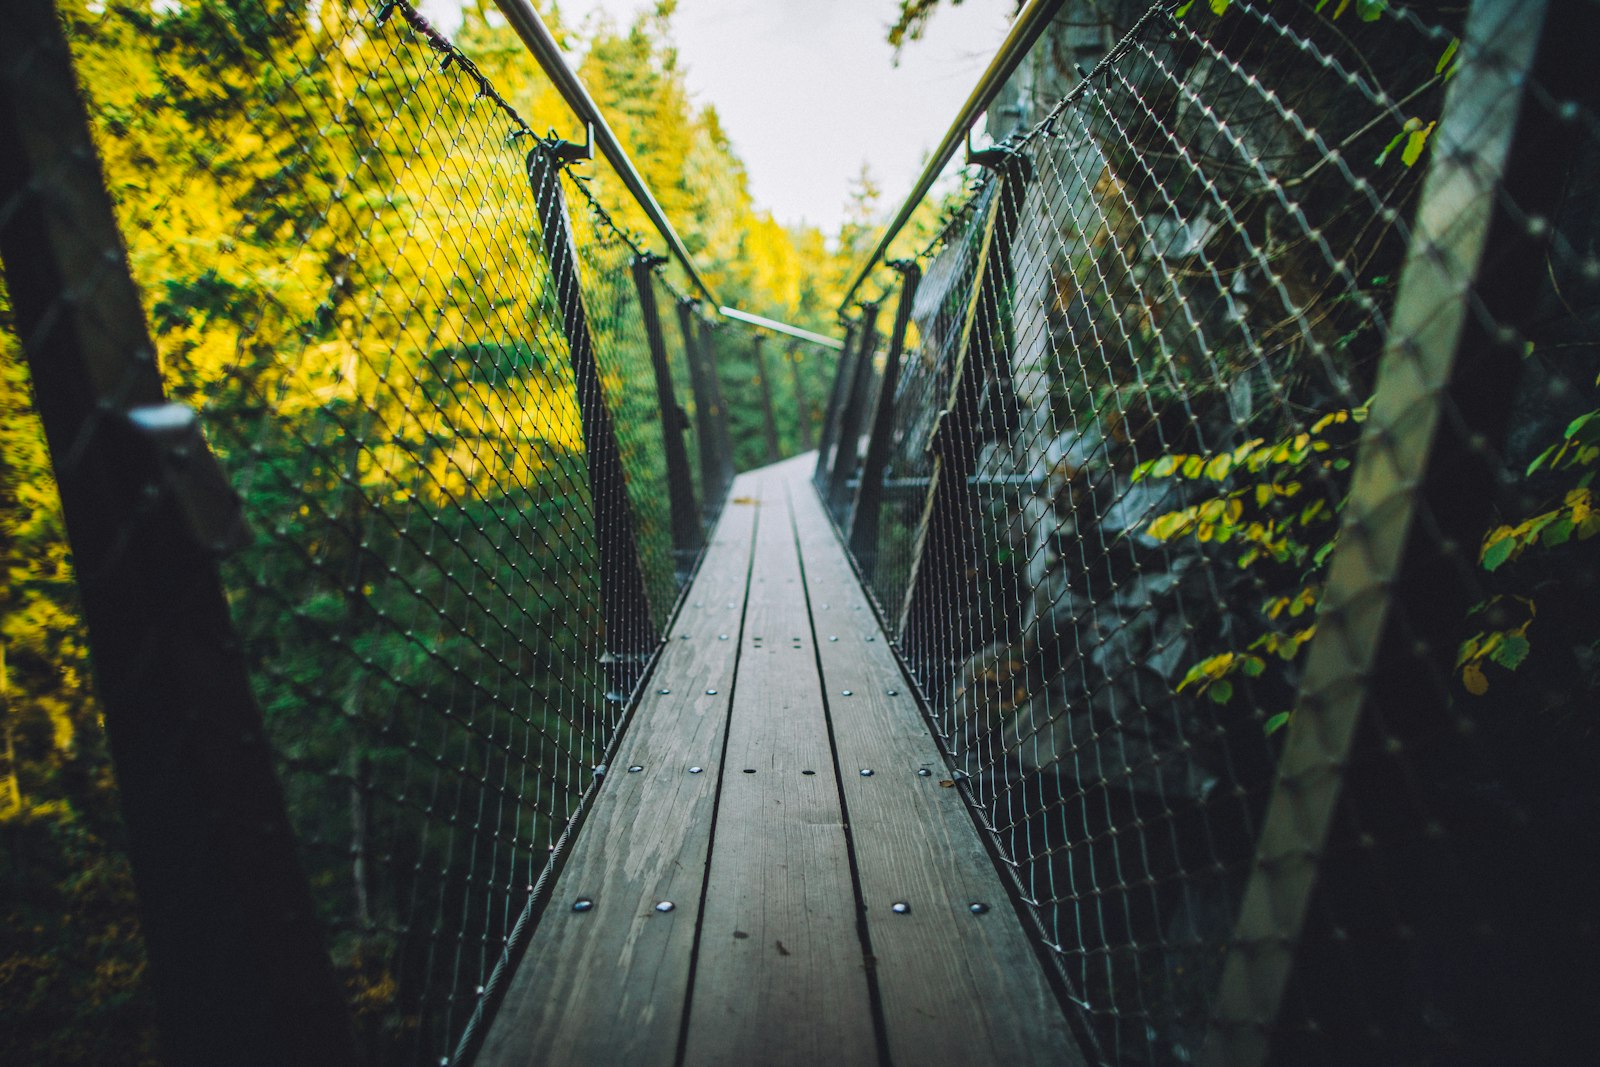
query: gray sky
[{"left": 418, "top": 0, "right": 1018, "bottom": 231}]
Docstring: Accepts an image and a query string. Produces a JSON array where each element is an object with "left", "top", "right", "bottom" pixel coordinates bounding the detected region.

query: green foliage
[
  {"left": 1135, "top": 405, "right": 1368, "bottom": 732},
  {"left": 1461, "top": 388, "right": 1600, "bottom": 694}
]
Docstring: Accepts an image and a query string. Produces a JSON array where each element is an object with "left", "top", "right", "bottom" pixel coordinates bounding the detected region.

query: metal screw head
[
  {"left": 841, "top": 690, "right": 853, "bottom": 696},
  {"left": 917, "top": 768, "right": 932, "bottom": 777},
  {"left": 891, "top": 902, "right": 910, "bottom": 914},
  {"left": 859, "top": 768, "right": 874, "bottom": 777},
  {"left": 627, "top": 765, "right": 644, "bottom": 773},
  {"left": 719, "top": 634, "right": 729, "bottom": 640},
  {"left": 866, "top": 636, "right": 876, "bottom": 642},
  {"left": 887, "top": 689, "right": 899, "bottom": 696},
  {"left": 689, "top": 766, "right": 704, "bottom": 774},
  {"left": 969, "top": 902, "right": 990, "bottom": 915},
  {"left": 573, "top": 898, "right": 594, "bottom": 912},
  {"left": 828, "top": 635, "right": 839, "bottom": 642},
  {"left": 659, "top": 688, "right": 671, "bottom": 695},
  {"left": 655, "top": 901, "right": 675, "bottom": 913},
  {"left": 706, "top": 688, "right": 718, "bottom": 695},
  {"left": 802, "top": 769, "right": 816, "bottom": 776}
]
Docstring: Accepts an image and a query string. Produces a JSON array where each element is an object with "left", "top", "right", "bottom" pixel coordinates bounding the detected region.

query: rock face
[{"left": 845, "top": 2, "right": 1538, "bottom": 1062}]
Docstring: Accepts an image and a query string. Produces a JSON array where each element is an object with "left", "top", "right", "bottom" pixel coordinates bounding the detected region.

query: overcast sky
[{"left": 416, "top": 0, "right": 1019, "bottom": 231}]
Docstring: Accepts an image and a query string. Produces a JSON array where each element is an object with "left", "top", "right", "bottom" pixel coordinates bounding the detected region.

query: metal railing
[
  {"left": 0, "top": 1, "right": 830, "bottom": 1062},
  {"left": 818, "top": 0, "right": 1600, "bottom": 1062}
]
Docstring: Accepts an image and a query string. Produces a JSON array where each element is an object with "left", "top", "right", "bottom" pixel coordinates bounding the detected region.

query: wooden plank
[
  {"left": 784, "top": 462, "right": 1085, "bottom": 1065},
  {"left": 479, "top": 474, "right": 761, "bottom": 1066},
  {"left": 681, "top": 460, "right": 878, "bottom": 1066}
]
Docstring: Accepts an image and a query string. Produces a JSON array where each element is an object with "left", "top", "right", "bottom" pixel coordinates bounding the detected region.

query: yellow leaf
[{"left": 1462, "top": 662, "right": 1489, "bottom": 696}]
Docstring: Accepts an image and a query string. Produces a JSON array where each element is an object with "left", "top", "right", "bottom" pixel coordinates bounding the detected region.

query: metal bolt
[
  {"left": 860, "top": 769, "right": 874, "bottom": 777},
  {"left": 655, "top": 901, "right": 675, "bottom": 913},
  {"left": 659, "top": 688, "right": 671, "bottom": 695},
  {"left": 841, "top": 690, "right": 853, "bottom": 696},
  {"left": 689, "top": 766, "right": 704, "bottom": 774},
  {"left": 969, "top": 902, "right": 990, "bottom": 914},
  {"left": 628, "top": 765, "right": 644, "bottom": 773},
  {"left": 891, "top": 902, "right": 910, "bottom": 914},
  {"left": 887, "top": 689, "right": 899, "bottom": 696},
  {"left": 828, "top": 635, "right": 839, "bottom": 642},
  {"left": 917, "top": 768, "right": 932, "bottom": 777},
  {"left": 573, "top": 898, "right": 594, "bottom": 912},
  {"left": 866, "top": 636, "right": 876, "bottom": 642},
  {"left": 706, "top": 688, "right": 718, "bottom": 695},
  {"left": 719, "top": 634, "right": 729, "bottom": 640}
]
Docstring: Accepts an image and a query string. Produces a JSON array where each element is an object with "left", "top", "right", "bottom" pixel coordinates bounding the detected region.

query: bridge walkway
[{"left": 480, "top": 454, "right": 1081, "bottom": 1065}]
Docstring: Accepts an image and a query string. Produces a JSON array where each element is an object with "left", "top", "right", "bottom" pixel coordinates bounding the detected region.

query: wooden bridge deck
[{"left": 480, "top": 455, "right": 1080, "bottom": 1066}]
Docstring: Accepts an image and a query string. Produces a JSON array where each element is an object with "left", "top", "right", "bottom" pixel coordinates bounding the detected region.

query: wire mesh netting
[
  {"left": 0, "top": 0, "right": 743, "bottom": 1061},
  {"left": 827, "top": 0, "right": 1600, "bottom": 1063}
]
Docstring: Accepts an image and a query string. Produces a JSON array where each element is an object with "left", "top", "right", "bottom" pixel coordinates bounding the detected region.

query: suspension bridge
[{"left": 2, "top": 0, "right": 1597, "bottom": 1064}]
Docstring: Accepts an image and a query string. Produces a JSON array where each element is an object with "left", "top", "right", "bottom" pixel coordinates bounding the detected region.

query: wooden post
[
  {"left": 1200, "top": 0, "right": 1573, "bottom": 1059},
  {"left": 897, "top": 155, "right": 1027, "bottom": 690},
  {"left": 786, "top": 343, "right": 815, "bottom": 451},
  {"left": 814, "top": 322, "right": 860, "bottom": 486},
  {"left": 0, "top": 2, "right": 356, "bottom": 1060},
  {"left": 676, "top": 298, "right": 725, "bottom": 518},
  {"left": 750, "top": 333, "right": 781, "bottom": 464},
  {"left": 697, "top": 317, "right": 737, "bottom": 491},
  {"left": 827, "top": 301, "right": 882, "bottom": 519},
  {"left": 528, "top": 142, "right": 658, "bottom": 687},
  {"left": 849, "top": 262, "right": 921, "bottom": 577},
  {"left": 631, "top": 253, "right": 701, "bottom": 573}
]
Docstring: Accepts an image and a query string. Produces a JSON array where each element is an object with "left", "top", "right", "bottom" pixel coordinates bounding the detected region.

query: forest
[{"left": 0, "top": 1, "right": 877, "bottom": 1061}]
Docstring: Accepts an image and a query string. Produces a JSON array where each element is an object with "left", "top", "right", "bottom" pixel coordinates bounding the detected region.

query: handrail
[
  {"left": 718, "top": 306, "right": 845, "bottom": 350},
  {"left": 837, "top": 0, "right": 1066, "bottom": 311},
  {"left": 491, "top": 0, "right": 719, "bottom": 306}
]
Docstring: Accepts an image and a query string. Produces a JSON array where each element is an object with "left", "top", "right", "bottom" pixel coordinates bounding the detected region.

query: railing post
[
  {"left": 849, "top": 261, "right": 921, "bottom": 577},
  {"left": 527, "top": 141, "right": 658, "bottom": 690},
  {"left": 630, "top": 252, "right": 701, "bottom": 575},
  {"left": 750, "top": 332, "right": 781, "bottom": 464},
  {"left": 897, "top": 152, "right": 1027, "bottom": 690},
  {"left": 697, "top": 316, "right": 738, "bottom": 492},
  {"left": 675, "top": 297, "right": 724, "bottom": 517},
  {"left": 827, "top": 300, "right": 882, "bottom": 518},
  {"left": 786, "top": 342, "right": 815, "bottom": 451},
  {"left": 1201, "top": 0, "right": 1573, "bottom": 1060},
  {"left": 0, "top": 2, "right": 357, "bottom": 1060},
  {"left": 815, "top": 320, "right": 861, "bottom": 485}
]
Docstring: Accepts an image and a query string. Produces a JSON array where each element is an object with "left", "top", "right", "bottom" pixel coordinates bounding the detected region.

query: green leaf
[
  {"left": 1175, "top": 0, "right": 1197, "bottom": 16},
  {"left": 1402, "top": 121, "right": 1437, "bottom": 167},
  {"left": 1209, "top": 0, "right": 1232, "bottom": 14},
  {"left": 1264, "top": 711, "right": 1291, "bottom": 735},
  {"left": 1436, "top": 38, "right": 1460, "bottom": 77},
  {"left": 1208, "top": 680, "right": 1234, "bottom": 704},
  {"left": 1375, "top": 129, "right": 1406, "bottom": 167},
  {"left": 1240, "top": 655, "right": 1267, "bottom": 678},
  {"left": 1356, "top": 0, "right": 1387, "bottom": 21},
  {"left": 1490, "top": 633, "right": 1531, "bottom": 671},
  {"left": 1481, "top": 536, "right": 1516, "bottom": 572},
  {"left": 1565, "top": 411, "right": 1600, "bottom": 444},
  {"left": 1542, "top": 518, "right": 1575, "bottom": 547}
]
